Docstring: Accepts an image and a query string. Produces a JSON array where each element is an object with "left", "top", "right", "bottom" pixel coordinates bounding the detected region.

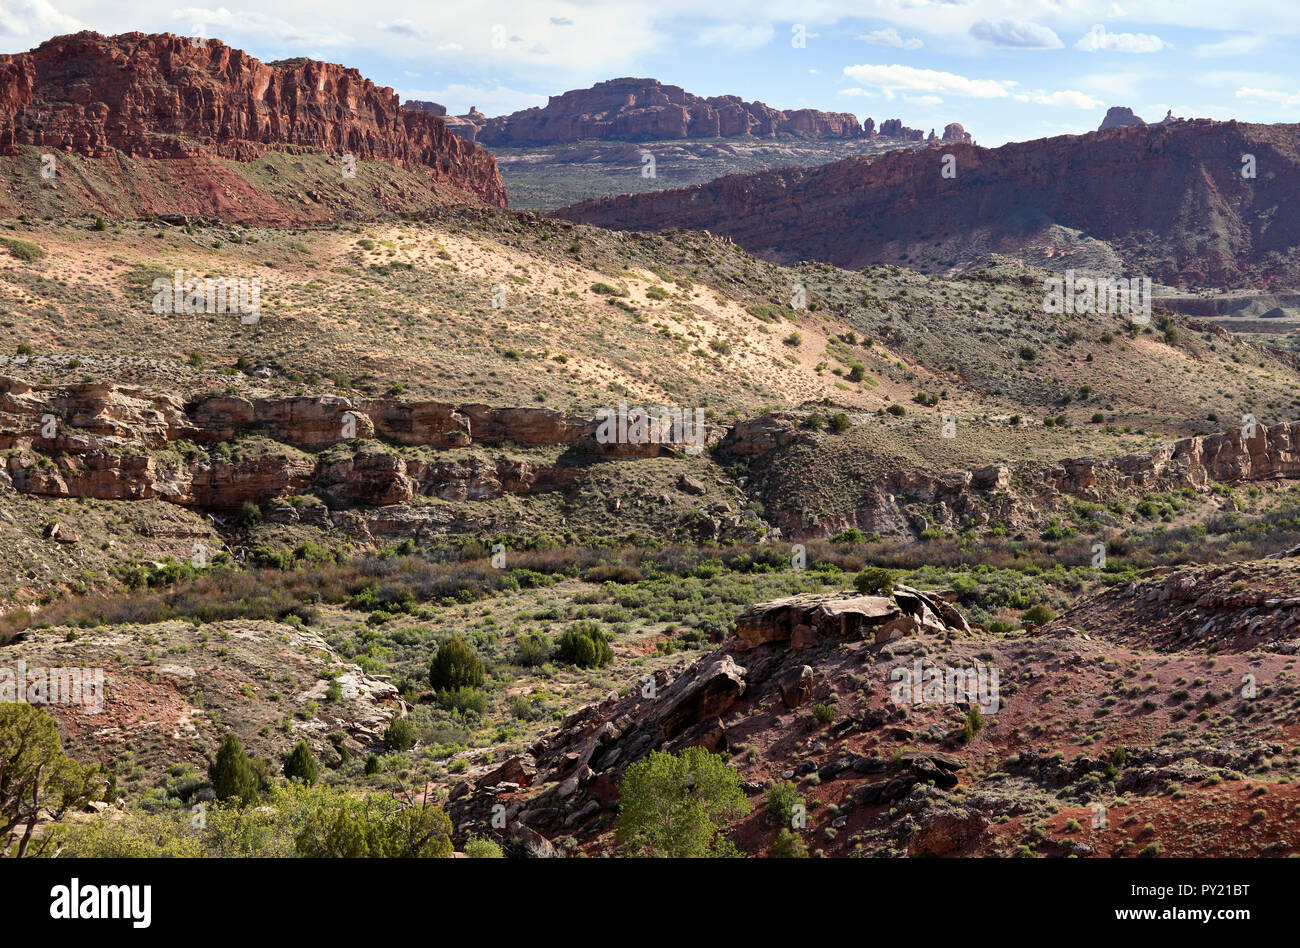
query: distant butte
[{"left": 406, "top": 77, "right": 971, "bottom": 147}]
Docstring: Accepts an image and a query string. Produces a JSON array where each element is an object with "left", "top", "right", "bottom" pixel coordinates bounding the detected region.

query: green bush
[
  {"left": 556, "top": 622, "right": 613, "bottom": 668},
  {"left": 464, "top": 837, "right": 504, "bottom": 858},
  {"left": 764, "top": 781, "right": 803, "bottom": 825},
  {"left": 436, "top": 686, "right": 488, "bottom": 716},
  {"left": 770, "top": 828, "right": 808, "bottom": 858},
  {"left": 429, "top": 635, "right": 484, "bottom": 691},
  {"left": 295, "top": 796, "right": 452, "bottom": 858},
  {"left": 853, "top": 567, "right": 897, "bottom": 596},
  {"left": 1021, "top": 603, "right": 1056, "bottom": 628},
  {"left": 513, "top": 633, "right": 552, "bottom": 667},
  {"left": 235, "top": 501, "right": 262, "bottom": 528},
  {"left": 616, "top": 748, "right": 751, "bottom": 857},
  {"left": 209, "top": 733, "right": 258, "bottom": 806},
  {"left": 384, "top": 715, "right": 416, "bottom": 751},
  {"left": 283, "top": 740, "right": 318, "bottom": 785},
  {"left": 811, "top": 703, "right": 837, "bottom": 725},
  {"left": 0, "top": 237, "right": 45, "bottom": 262}
]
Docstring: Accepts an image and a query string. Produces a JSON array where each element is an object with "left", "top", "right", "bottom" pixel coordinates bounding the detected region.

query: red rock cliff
[
  {"left": 552, "top": 120, "right": 1300, "bottom": 289},
  {"left": 0, "top": 31, "right": 506, "bottom": 208},
  {"left": 427, "top": 78, "right": 867, "bottom": 146}
]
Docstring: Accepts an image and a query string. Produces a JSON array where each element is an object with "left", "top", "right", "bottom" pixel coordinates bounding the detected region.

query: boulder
[{"left": 778, "top": 665, "right": 814, "bottom": 709}]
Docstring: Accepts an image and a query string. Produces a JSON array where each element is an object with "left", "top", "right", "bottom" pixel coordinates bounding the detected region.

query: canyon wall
[
  {"left": 0, "top": 31, "right": 506, "bottom": 208},
  {"left": 551, "top": 119, "right": 1300, "bottom": 289}
]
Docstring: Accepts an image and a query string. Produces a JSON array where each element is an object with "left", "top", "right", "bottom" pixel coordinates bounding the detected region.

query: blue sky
[{"left": 4, "top": 0, "right": 1300, "bottom": 145}]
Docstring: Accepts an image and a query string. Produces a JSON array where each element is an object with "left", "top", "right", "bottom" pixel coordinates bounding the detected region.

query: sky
[{"left": 3, "top": 0, "right": 1300, "bottom": 145}]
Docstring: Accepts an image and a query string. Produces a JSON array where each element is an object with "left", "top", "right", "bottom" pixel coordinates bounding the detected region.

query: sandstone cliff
[
  {"left": 0, "top": 376, "right": 709, "bottom": 511},
  {"left": 0, "top": 31, "right": 506, "bottom": 213},
  {"left": 4, "top": 376, "right": 1298, "bottom": 543},
  {"left": 419, "top": 78, "right": 954, "bottom": 147}
]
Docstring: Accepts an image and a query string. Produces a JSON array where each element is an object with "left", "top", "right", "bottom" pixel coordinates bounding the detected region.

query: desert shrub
[
  {"left": 770, "top": 828, "right": 808, "bottom": 858},
  {"left": 384, "top": 715, "right": 416, "bottom": 751},
  {"left": 1021, "top": 603, "right": 1056, "bottom": 627},
  {"left": 764, "top": 781, "right": 803, "bottom": 825},
  {"left": 295, "top": 795, "right": 452, "bottom": 858},
  {"left": 283, "top": 741, "right": 318, "bottom": 785},
  {"left": 0, "top": 237, "right": 45, "bottom": 261},
  {"left": 853, "top": 567, "right": 897, "bottom": 596},
  {"left": 234, "top": 501, "right": 262, "bottom": 527},
  {"left": 617, "top": 748, "right": 751, "bottom": 857},
  {"left": 436, "top": 686, "right": 488, "bottom": 716},
  {"left": 811, "top": 703, "right": 837, "bottom": 725},
  {"left": 514, "top": 633, "right": 552, "bottom": 667},
  {"left": 555, "top": 621, "right": 613, "bottom": 668},
  {"left": 831, "top": 527, "right": 866, "bottom": 544},
  {"left": 464, "top": 837, "right": 504, "bottom": 858},
  {"left": 584, "top": 562, "right": 643, "bottom": 584},
  {"left": 428, "top": 635, "right": 484, "bottom": 691},
  {"left": 209, "top": 733, "right": 258, "bottom": 806}
]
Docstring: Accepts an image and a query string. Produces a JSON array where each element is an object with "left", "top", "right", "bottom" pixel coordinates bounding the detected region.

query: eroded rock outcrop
[
  {"left": 444, "top": 587, "right": 973, "bottom": 849},
  {"left": 0, "top": 376, "right": 712, "bottom": 509}
]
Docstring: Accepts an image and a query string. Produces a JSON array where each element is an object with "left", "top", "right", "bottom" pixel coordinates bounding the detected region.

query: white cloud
[
  {"left": 378, "top": 19, "right": 429, "bottom": 41},
  {"left": 902, "top": 93, "right": 942, "bottom": 106},
  {"left": 1013, "top": 89, "right": 1104, "bottom": 109},
  {"left": 969, "top": 19, "right": 1063, "bottom": 49},
  {"left": 402, "top": 83, "right": 547, "bottom": 117},
  {"left": 1075, "top": 24, "right": 1167, "bottom": 54},
  {"left": 1194, "top": 34, "right": 1267, "bottom": 57},
  {"left": 0, "top": 0, "right": 83, "bottom": 39},
  {"left": 858, "top": 27, "right": 922, "bottom": 50},
  {"left": 1074, "top": 69, "right": 1151, "bottom": 100},
  {"left": 695, "top": 22, "right": 773, "bottom": 50},
  {"left": 173, "top": 7, "right": 352, "bottom": 47},
  {"left": 842, "top": 63, "right": 1015, "bottom": 100},
  {"left": 1236, "top": 87, "right": 1300, "bottom": 110}
]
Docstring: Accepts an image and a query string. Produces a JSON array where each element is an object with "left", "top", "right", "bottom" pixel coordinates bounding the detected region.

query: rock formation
[
  {"left": 877, "top": 118, "right": 925, "bottom": 141},
  {"left": 0, "top": 32, "right": 506, "bottom": 211},
  {"left": 435, "top": 78, "right": 864, "bottom": 144},
  {"left": 1099, "top": 106, "right": 1145, "bottom": 129},
  {"left": 445, "top": 587, "right": 975, "bottom": 850},
  {"left": 0, "top": 376, "right": 713, "bottom": 511},
  {"left": 404, "top": 100, "right": 447, "bottom": 117},
  {"left": 552, "top": 119, "right": 1300, "bottom": 288},
  {"left": 415, "top": 78, "right": 952, "bottom": 147},
  {"left": 942, "top": 122, "right": 973, "bottom": 143}
]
